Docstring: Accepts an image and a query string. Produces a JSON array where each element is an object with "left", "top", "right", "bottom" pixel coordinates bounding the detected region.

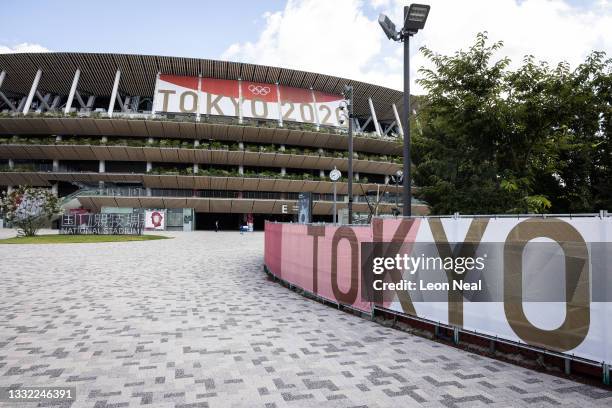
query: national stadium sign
[
  {"left": 153, "top": 74, "right": 347, "bottom": 127},
  {"left": 60, "top": 213, "right": 144, "bottom": 235}
]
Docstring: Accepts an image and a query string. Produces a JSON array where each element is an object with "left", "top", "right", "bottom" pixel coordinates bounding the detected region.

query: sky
[{"left": 1, "top": 0, "right": 610, "bottom": 94}]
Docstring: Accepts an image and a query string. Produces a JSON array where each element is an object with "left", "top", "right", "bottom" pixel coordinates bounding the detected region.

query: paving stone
[{"left": 0, "top": 230, "right": 609, "bottom": 407}]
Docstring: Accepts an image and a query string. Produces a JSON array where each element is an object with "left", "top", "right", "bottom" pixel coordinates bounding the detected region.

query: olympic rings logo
[{"left": 248, "top": 85, "right": 271, "bottom": 96}]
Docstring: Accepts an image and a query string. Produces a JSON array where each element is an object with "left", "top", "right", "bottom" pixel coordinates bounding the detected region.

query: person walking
[{"left": 215, "top": 220, "right": 219, "bottom": 232}]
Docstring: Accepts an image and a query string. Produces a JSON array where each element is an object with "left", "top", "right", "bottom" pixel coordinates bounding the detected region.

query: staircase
[{"left": 52, "top": 188, "right": 97, "bottom": 221}]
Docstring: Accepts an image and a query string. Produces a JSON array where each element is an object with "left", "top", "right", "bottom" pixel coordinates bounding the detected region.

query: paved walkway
[{"left": 0, "top": 230, "right": 610, "bottom": 407}]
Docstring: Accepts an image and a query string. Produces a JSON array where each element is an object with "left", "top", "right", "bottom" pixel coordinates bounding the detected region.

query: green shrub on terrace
[
  {"left": 158, "top": 139, "right": 176, "bottom": 147},
  {"left": 1, "top": 112, "right": 402, "bottom": 144},
  {"left": 196, "top": 168, "right": 240, "bottom": 177},
  {"left": 153, "top": 166, "right": 191, "bottom": 175},
  {"left": 56, "top": 137, "right": 101, "bottom": 146},
  {"left": 0, "top": 135, "right": 403, "bottom": 164},
  {"left": 0, "top": 164, "right": 38, "bottom": 172},
  {"left": 209, "top": 141, "right": 227, "bottom": 150},
  {"left": 0, "top": 136, "right": 48, "bottom": 145}
]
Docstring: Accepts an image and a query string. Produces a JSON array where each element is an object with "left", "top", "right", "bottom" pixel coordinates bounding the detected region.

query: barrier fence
[{"left": 264, "top": 215, "right": 611, "bottom": 379}]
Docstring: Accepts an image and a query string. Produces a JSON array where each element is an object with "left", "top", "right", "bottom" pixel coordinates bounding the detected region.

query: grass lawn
[{"left": 0, "top": 234, "right": 170, "bottom": 244}]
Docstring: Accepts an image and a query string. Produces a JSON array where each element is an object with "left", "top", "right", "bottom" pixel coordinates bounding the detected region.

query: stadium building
[{"left": 0, "top": 53, "right": 428, "bottom": 230}]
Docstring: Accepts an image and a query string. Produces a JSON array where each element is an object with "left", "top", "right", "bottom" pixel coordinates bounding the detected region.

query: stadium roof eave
[{"left": 0, "top": 52, "right": 404, "bottom": 121}]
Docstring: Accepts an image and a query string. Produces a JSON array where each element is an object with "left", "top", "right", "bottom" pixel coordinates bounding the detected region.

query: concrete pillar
[
  {"left": 196, "top": 75, "right": 202, "bottom": 122},
  {"left": 55, "top": 135, "right": 62, "bottom": 142},
  {"left": 320, "top": 169, "right": 325, "bottom": 178},
  {"left": 239, "top": 165, "right": 244, "bottom": 175},
  {"left": 8, "top": 159, "right": 14, "bottom": 169},
  {"left": 86, "top": 95, "right": 95, "bottom": 112},
  {"left": 23, "top": 69, "right": 42, "bottom": 114},
  {"left": 146, "top": 162, "right": 152, "bottom": 172},
  {"left": 101, "top": 136, "right": 108, "bottom": 144},
  {"left": 193, "top": 163, "right": 199, "bottom": 173},
  {"left": 99, "top": 160, "right": 105, "bottom": 173},
  {"left": 146, "top": 187, "right": 152, "bottom": 197},
  {"left": 384, "top": 175, "right": 390, "bottom": 184},
  {"left": 368, "top": 97, "right": 382, "bottom": 136},
  {"left": 151, "top": 72, "right": 160, "bottom": 116},
  {"left": 281, "top": 167, "right": 286, "bottom": 176},
  {"left": 239, "top": 142, "right": 244, "bottom": 150},
  {"left": 7, "top": 186, "right": 13, "bottom": 194},
  {"left": 318, "top": 148, "right": 324, "bottom": 155},
  {"left": 194, "top": 140, "right": 200, "bottom": 148},
  {"left": 53, "top": 159, "right": 59, "bottom": 172},
  {"left": 147, "top": 137, "right": 154, "bottom": 144},
  {"left": 279, "top": 144, "right": 285, "bottom": 152},
  {"left": 355, "top": 172, "right": 360, "bottom": 181},
  {"left": 392, "top": 103, "right": 404, "bottom": 137},
  {"left": 108, "top": 70, "right": 121, "bottom": 118},
  {"left": 64, "top": 69, "right": 81, "bottom": 114},
  {"left": 238, "top": 78, "right": 243, "bottom": 124},
  {"left": 276, "top": 83, "right": 283, "bottom": 127},
  {"left": 51, "top": 183, "right": 58, "bottom": 196}
]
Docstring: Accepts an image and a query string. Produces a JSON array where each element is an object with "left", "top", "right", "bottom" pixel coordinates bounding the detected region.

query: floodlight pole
[
  {"left": 402, "top": 5, "right": 412, "bottom": 217},
  {"left": 346, "top": 85, "right": 354, "bottom": 225}
]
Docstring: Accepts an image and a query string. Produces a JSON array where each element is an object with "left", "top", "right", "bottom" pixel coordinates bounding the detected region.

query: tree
[
  {"left": 413, "top": 32, "right": 611, "bottom": 215},
  {"left": 414, "top": 32, "right": 512, "bottom": 214},
  {"left": 0, "top": 186, "right": 61, "bottom": 237}
]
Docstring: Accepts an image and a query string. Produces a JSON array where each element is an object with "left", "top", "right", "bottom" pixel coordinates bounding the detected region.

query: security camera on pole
[
  {"left": 379, "top": 4, "right": 430, "bottom": 217},
  {"left": 390, "top": 169, "right": 403, "bottom": 216}
]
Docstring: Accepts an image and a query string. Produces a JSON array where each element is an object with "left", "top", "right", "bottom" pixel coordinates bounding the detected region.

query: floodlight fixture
[
  {"left": 404, "top": 4, "right": 430, "bottom": 34},
  {"left": 378, "top": 14, "right": 400, "bottom": 41}
]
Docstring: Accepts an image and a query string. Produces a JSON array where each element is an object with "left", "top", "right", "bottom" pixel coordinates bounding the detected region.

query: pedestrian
[{"left": 215, "top": 220, "right": 219, "bottom": 232}]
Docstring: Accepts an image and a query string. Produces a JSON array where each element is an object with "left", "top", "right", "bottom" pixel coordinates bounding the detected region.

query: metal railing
[
  {"left": 375, "top": 211, "right": 611, "bottom": 219},
  {"left": 67, "top": 187, "right": 404, "bottom": 205}
]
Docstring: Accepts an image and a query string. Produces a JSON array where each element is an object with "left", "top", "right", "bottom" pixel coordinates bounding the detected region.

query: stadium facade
[{"left": 0, "top": 53, "right": 427, "bottom": 230}]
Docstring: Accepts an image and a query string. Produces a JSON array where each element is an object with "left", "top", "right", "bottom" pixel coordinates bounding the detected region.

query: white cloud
[
  {"left": 0, "top": 42, "right": 51, "bottom": 54},
  {"left": 223, "top": 0, "right": 611, "bottom": 94},
  {"left": 222, "top": 0, "right": 392, "bottom": 86},
  {"left": 403, "top": 0, "right": 612, "bottom": 93}
]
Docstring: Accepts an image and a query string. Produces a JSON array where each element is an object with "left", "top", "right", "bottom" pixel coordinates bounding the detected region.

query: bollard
[
  {"left": 489, "top": 339, "right": 495, "bottom": 354},
  {"left": 604, "top": 363, "right": 610, "bottom": 385},
  {"left": 564, "top": 358, "right": 571, "bottom": 375},
  {"left": 453, "top": 327, "right": 460, "bottom": 345}
]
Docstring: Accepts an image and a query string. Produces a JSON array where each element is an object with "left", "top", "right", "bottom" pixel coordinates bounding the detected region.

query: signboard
[
  {"left": 297, "top": 192, "right": 312, "bottom": 224},
  {"left": 264, "top": 216, "right": 612, "bottom": 364},
  {"left": 144, "top": 210, "right": 166, "bottom": 230},
  {"left": 281, "top": 204, "right": 299, "bottom": 214},
  {"left": 153, "top": 75, "right": 347, "bottom": 128},
  {"left": 60, "top": 213, "right": 144, "bottom": 235}
]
